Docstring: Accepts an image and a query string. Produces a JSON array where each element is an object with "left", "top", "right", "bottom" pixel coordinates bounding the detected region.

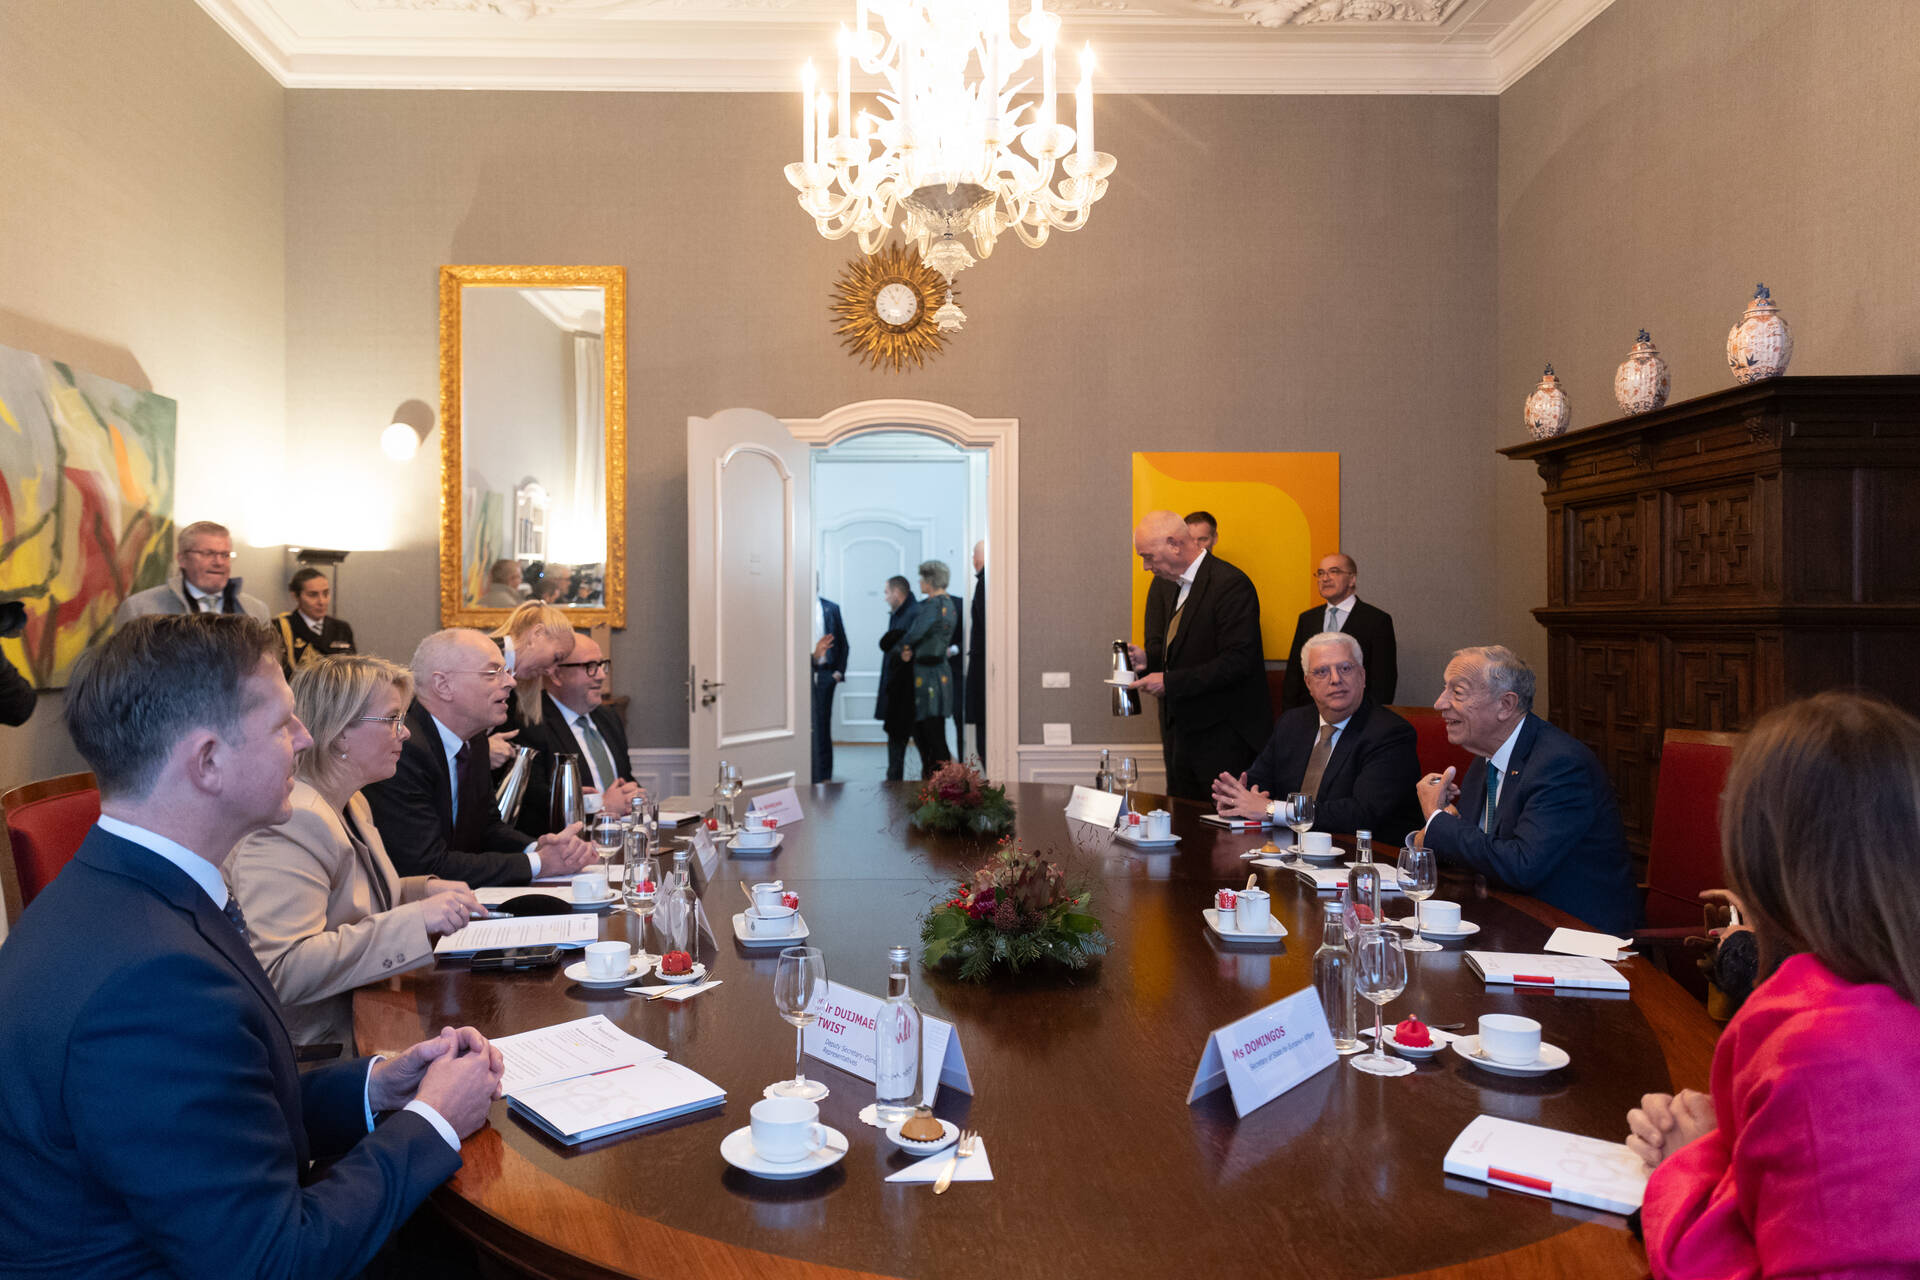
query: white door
[
  {"left": 820, "top": 516, "right": 928, "bottom": 743},
  {"left": 687, "top": 409, "right": 812, "bottom": 796}
]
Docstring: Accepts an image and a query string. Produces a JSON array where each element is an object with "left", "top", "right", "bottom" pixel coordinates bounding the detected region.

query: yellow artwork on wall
[{"left": 1131, "top": 452, "right": 1340, "bottom": 660}]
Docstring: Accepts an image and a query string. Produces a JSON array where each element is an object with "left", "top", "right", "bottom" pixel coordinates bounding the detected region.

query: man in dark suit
[
  {"left": 1415, "top": 645, "right": 1641, "bottom": 937},
  {"left": 1127, "top": 510, "right": 1273, "bottom": 802},
  {"left": 811, "top": 595, "right": 850, "bottom": 783},
  {"left": 364, "top": 627, "right": 594, "bottom": 887},
  {"left": 1280, "top": 553, "right": 1397, "bottom": 711},
  {"left": 513, "top": 633, "right": 642, "bottom": 837},
  {"left": 1210, "top": 631, "right": 1423, "bottom": 842},
  {"left": 965, "top": 541, "right": 986, "bottom": 767},
  {"left": 876, "top": 576, "right": 920, "bottom": 782},
  {"left": 275, "top": 567, "right": 357, "bottom": 673},
  {"left": 0, "top": 613, "right": 503, "bottom": 1278}
]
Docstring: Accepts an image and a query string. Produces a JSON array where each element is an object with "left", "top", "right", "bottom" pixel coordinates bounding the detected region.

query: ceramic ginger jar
[
  {"left": 1524, "top": 365, "right": 1571, "bottom": 440},
  {"left": 1727, "top": 283, "right": 1793, "bottom": 383},
  {"left": 1614, "top": 329, "right": 1671, "bottom": 414}
]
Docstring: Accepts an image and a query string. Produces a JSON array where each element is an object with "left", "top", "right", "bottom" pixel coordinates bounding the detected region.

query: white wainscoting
[
  {"left": 628, "top": 748, "right": 691, "bottom": 799},
  {"left": 1013, "top": 744, "right": 1167, "bottom": 793}
]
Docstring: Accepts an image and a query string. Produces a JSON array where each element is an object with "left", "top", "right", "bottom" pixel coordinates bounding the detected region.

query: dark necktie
[
  {"left": 222, "top": 894, "right": 249, "bottom": 941},
  {"left": 1483, "top": 767, "right": 1500, "bottom": 833},
  {"left": 453, "top": 741, "right": 472, "bottom": 827},
  {"left": 185, "top": 592, "right": 205, "bottom": 614}
]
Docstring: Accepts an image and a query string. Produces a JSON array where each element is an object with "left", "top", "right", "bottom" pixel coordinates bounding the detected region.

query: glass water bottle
[
  {"left": 874, "top": 945, "right": 924, "bottom": 1123},
  {"left": 1314, "top": 902, "right": 1361, "bottom": 1054},
  {"left": 661, "top": 848, "right": 698, "bottom": 956},
  {"left": 1355, "top": 829, "right": 1373, "bottom": 864},
  {"left": 1093, "top": 748, "right": 1114, "bottom": 793},
  {"left": 1347, "top": 859, "right": 1383, "bottom": 934}
]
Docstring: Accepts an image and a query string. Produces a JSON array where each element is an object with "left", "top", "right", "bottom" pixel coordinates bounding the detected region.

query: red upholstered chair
[
  {"left": 3, "top": 772, "right": 100, "bottom": 912},
  {"left": 1640, "top": 729, "right": 1741, "bottom": 931},
  {"left": 1385, "top": 705, "right": 1475, "bottom": 782}
]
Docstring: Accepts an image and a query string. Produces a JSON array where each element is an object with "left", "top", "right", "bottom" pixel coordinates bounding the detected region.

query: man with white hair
[
  {"left": 113, "top": 520, "right": 271, "bottom": 624},
  {"left": 364, "top": 628, "right": 595, "bottom": 887},
  {"left": 1415, "top": 645, "right": 1639, "bottom": 936},
  {"left": 1211, "top": 631, "right": 1422, "bottom": 841}
]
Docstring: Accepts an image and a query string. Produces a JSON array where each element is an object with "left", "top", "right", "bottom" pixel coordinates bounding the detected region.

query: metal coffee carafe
[
  {"left": 1111, "top": 640, "right": 1138, "bottom": 718},
  {"left": 494, "top": 745, "right": 538, "bottom": 823},
  {"left": 549, "top": 753, "right": 585, "bottom": 831}
]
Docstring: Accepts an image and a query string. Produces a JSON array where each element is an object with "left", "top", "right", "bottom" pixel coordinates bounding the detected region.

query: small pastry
[
  {"left": 1257, "top": 840, "right": 1282, "bottom": 855},
  {"left": 898, "top": 1107, "right": 944, "bottom": 1142},
  {"left": 660, "top": 950, "right": 694, "bottom": 975},
  {"left": 1393, "top": 1017, "right": 1432, "bottom": 1048}
]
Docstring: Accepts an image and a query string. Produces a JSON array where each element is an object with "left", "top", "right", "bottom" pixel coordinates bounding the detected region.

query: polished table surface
[{"left": 356, "top": 783, "right": 1715, "bottom": 1280}]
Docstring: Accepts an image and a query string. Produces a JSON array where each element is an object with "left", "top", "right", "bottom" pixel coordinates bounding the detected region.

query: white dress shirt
[
  {"left": 93, "top": 816, "right": 459, "bottom": 1150},
  {"left": 1175, "top": 548, "right": 1207, "bottom": 611},
  {"left": 430, "top": 712, "right": 540, "bottom": 875},
  {"left": 1322, "top": 592, "right": 1356, "bottom": 633},
  {"left": 183, "top": 580, "right": 223, "bottom": 611}
]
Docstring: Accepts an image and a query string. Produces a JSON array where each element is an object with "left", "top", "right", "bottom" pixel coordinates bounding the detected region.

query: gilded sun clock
[{"left": 829, "top": 244, "right": 956, "bottom": 372}]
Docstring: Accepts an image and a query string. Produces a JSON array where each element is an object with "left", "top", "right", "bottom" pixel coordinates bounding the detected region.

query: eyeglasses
[
  {"left": 556, "top": 659, "right": 611, "bottom": 674},
  {"left": 1307, "top": 661, "right": 1360, "bottom": 681},
  {"left": 1312, "top": 568, "right": 1352, "bottom": 579},
  {"left": 182, "top": 548, "right": 234, "bottom": 561},
  {"left": 354, "top": 714, "right": 407, "bottom": 736},
  {"left": 447, "top": 665, "right": 508, "bottom": 681}
]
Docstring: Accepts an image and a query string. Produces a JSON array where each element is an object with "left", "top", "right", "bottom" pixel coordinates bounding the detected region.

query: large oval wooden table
[{"left": 357, "top": 783, "right": 1713, "bottom": 1280}]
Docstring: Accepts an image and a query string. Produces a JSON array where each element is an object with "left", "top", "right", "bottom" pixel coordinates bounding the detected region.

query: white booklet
[
  {"left": 1293, "top": 865, "right": 1401, "bottom": 893},
  {"left": 1200, "top": 814, "right": 1273, "bottom": 830},
  {"left": 492, "top": 1015, "right": 666, "bottom": 1095},
  {"left": 1443, "top": 1115, "right": 1649, "bottom": 1215},
  {"left": 431, "top": 913, "right": 600, "bottom": 956},
  {"left": 1465, "top": 950, "right": 1628, "bottom": 991},
  {"left": 508, "top": 1056, "right": 726, "bottom": 1145}
]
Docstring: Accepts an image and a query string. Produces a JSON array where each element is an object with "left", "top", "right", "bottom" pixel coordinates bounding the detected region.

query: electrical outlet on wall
[{"left": 1041, "top": 671, "right": 1071, "bottom": 688}]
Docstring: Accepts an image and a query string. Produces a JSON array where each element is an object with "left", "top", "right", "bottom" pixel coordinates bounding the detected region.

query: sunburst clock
[{"left": 829, "top": 244, "right": 956, "bottom": 372}]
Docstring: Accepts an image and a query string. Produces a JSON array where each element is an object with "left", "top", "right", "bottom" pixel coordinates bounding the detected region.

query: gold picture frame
[{"left": 438, "top": 264, "right": 627, "bottom": 628}]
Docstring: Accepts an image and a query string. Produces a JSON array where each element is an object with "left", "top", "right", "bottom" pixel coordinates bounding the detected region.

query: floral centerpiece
[
  {"left": 920, "top": 841, "right": 1109, "bottom": 982},
  {"left": 909, "top": 760, "right": 1016, "bottom": 838}
]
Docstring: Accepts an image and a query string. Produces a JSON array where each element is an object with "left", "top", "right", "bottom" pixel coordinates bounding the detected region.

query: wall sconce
[{"left": 381, "top": 399, "right": 436, "bottom": 461}]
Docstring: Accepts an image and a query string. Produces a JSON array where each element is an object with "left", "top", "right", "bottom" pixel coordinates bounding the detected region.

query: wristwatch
[{"left": 1265, "top": 799, "right": 1282, "bottom": 823}]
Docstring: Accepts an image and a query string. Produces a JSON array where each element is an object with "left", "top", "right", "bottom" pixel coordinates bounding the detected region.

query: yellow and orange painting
[
  {"left": 1131, "top": 452, "right": 1340, "bottom": 660},
  {"left": 0, "top": 344, "right": 176, "bottom": 688}
]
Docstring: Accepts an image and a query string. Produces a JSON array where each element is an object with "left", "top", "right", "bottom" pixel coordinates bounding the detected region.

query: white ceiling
[{"left": 195, "top": 0, "right": 1612, "bottom": 93}]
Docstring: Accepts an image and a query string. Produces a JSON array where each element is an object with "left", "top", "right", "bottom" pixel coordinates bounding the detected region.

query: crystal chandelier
[{"left": 784, "top": 0, "right": 1116, "bottom": 332}]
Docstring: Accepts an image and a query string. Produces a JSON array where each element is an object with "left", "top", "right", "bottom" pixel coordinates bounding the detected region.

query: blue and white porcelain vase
[
  {"left": 1614, "top": 330, "right": 1671, "bottom": 414},
  {"left": 1727, "top": 283, "right": 1793, "bottom": 383},
  {"left": 1524, "top": 365, "right": 1571, "bottom": 440}
]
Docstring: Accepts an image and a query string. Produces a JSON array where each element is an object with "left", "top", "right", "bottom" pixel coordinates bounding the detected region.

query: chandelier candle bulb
[
  {"left": 837, "top": 27, "right": 851, "bottom": 138},
  {"left": 1041, "top": 24, "right": 1057, "bottom": 127},
  {"left": 802, "top": 61, "right": 817, "bottom": 165}
]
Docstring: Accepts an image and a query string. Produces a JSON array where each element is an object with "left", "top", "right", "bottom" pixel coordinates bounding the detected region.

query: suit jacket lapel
[
  {"left": 545, "top": 693, "right": 588, "bottom": 762},
  {"left": 1319, "top": 699, "right": 1371, "bottom": 789},
  {"left": 1491, "top": 716, "right": 1539, "bottom": 834},
  {"left": 1460, "top": 755, "right": 1491, "bottom": 829},
  {"left": 408, "top": 701, "right": 456, "bottom": 828},
  {"left": 1167, "top": 557, "right": 1211, "bottom": 662}
]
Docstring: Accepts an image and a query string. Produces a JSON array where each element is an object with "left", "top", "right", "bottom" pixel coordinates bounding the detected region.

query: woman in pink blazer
[{"left": 1628, "top": 692, "right": 1920, "bottom": 1277}]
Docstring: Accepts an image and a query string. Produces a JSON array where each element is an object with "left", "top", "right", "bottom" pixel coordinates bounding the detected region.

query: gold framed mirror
[{"left": 438, "top": 264, "right": 626, "bottom": 628}]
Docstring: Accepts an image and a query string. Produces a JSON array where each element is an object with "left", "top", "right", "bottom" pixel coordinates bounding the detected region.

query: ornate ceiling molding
[{"left": 193, "top": 0, "right": 1613, "bottom": 93}]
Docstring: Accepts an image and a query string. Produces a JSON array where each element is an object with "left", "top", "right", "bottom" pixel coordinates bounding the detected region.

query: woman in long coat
[{"left": 897, "top": 559, "right": 957, "bottom": 773}]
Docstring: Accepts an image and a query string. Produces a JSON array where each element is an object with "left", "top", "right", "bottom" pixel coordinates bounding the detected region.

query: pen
[{"left": 472, "top": 910, "right": 514, "bottom": 920}]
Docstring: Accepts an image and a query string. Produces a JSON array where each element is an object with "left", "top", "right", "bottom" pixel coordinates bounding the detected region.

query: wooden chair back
[{"left": 3, "top": 772, "right": 100, "bottom": 913}]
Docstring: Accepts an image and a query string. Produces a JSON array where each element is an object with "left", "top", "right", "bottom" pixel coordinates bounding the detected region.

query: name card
[
  {"left": 1187, "top": 985, "right": 1338, "bottom": 1118},
  {"left": 747, "top": 787, "right": 805, "bottom": 827},
  {"left": 1064, "top": 785, "right": 1123, "bottom": 828},
  {"left": 687, "top": 825, "right": 722, "bottom": 883},
  {"left": 801, "top": 980, "right": 973, "bottom": 1106}
]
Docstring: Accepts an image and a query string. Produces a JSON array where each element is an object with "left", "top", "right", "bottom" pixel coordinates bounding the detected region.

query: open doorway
[{"left": 812, "top": 431, "right": 987, "bottom": 782}]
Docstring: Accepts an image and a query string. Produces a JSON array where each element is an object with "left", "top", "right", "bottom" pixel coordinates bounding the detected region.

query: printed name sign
[
  {"left": 1064, "top": 785, "right": 1123, "bottom": 828},
  {"left": 746, "top": 787, "right": 805, "bottom": 827},
  {"left": 1187, "top": 985, "right": 1339, "bottom": 1118},
  {"left": 801, "top": 980, "right": 973, "bottom": 1106}
]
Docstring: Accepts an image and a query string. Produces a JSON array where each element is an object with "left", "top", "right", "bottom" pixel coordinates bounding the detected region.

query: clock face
[{"left": 874, "top": 282, "right": 921, "bottom": 328}]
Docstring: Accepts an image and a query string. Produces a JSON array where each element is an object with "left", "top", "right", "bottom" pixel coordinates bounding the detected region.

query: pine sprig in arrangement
[
  {"left": 920, "top": 840, "right": 1109, "bottom": 982},
  {"left": 910, "top": 760, "right": 1017, "bottom": 838}
]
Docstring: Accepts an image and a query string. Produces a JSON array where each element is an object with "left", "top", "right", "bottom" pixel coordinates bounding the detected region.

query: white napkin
[
  {"left": 885, "top": 1137, "right": 994, "bottom": 1184},
  {"left": 1544, "top": 927, "right": 1633, "bottom": 962},
  {"left": 625, "top": 980, "right": 724, "bottom": 1001},
  {"left": 1248, "top": 857, "right": 1292, "bottom": 869}
]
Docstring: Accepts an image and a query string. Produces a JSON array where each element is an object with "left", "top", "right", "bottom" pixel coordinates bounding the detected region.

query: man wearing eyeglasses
[
  {"left": 511, "top": 634, "right": 643, "bottom": 837},
  {"left": 113, "top": 520, "right": 272, "bottom": 625},
  {"left": 1278, "top": 553, "right": 1397, "bottom": 712},
  {"left": 1211, "top": 631, "right": 1422, "bottom": 842}
]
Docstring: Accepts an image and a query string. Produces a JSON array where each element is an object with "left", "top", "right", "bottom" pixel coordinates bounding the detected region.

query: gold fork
[{"left": 932, "top": 1130, "right": 978, "bottom": 1195}]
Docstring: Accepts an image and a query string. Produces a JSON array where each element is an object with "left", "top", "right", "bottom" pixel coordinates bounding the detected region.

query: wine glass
[
  {"left": 1115, "top": 756, "right": 1139, "bottom": 817},
  {"left": 625, "top": 849, "right": 659, "bottom": 949},
  {"left": 716, "top": 762, "right": 744, "bottom": 834},
  {"left": 589, "top": 814, "right": 623, "bottom": 897},
  {"left": 1286, "top": 792, "right": 1315, "bottom": 856},
  {"left": 1351, "top": 927, "right": 1414, "bottom": 1077},
  {"left": 1397, "top": 842, "right": 1440, "bottom": 952},
  {"left": 770, "top": 946, "right": 829, "bottom": 1100}
]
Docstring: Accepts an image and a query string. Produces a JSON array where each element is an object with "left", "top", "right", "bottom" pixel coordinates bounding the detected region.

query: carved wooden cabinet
[{"left": 1500, "top": 376, "right": 1920, "bottom": 854}]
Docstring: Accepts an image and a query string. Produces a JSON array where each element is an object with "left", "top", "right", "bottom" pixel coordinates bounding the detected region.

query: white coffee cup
[
  {"left": 751, "top": 881, "right": 786, "bottom": 910},
  {"left": 747, "top": 904, "right": 798, "bottom": 937},
  {"left": 584, "top": 940, "right": 630, "bottom": 980},
  {"left": 1478, "top": 1014, "right": 1542, "bottom": 1065},
  {"left": 1421, "top": 900, "right": 1462, "bottom": 931},
  {"left": 1146, "top": 809, "right": 1172, "bottom": 839},
  {"left": 749, "top": 1096, "right": 830, "bottom": 1164},
  {"left": 1233, "top": 886, "right": 1271, "bottom": 934},
  {"left": 1302, "top": 831, "right": 1334, "bottom": 856},
  {"left": 571, "top": 871, "right": 609, "bottom": 903}
]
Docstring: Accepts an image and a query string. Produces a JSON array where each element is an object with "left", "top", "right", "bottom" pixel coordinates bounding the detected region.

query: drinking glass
[
  {"left": 625, "top": 849, "right": 659, "bottom": 946},
  {"left": 1286, "top": 792, "right": 1315, "bottom": 856},
  {"left": 771, "top": 946, "right": 829, "bottom": 1100},
  {"left": 589, "top": 814, "right": 623, "bottom": 895},
  {"left": 1351, "top": 927, "right": 1414, "bottom": 1077},
  {"left": 1115, "top": 756, "right": 1139, "bottom": 817},
  {"left": 716, "top": 762, "right": 744, "bottom": 834},
  {"left": 1397, "top": 842, "right": 1440, "bottom": 952}
]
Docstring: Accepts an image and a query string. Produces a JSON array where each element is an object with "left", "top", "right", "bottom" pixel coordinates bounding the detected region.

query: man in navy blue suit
[
  {"left": 0, "top": 614, "right": 504, "bottom": 1278},
  {"left": 1415, "top": 645, "right": 1641, "bottom": 937},
  {"left": 810, "top": 595, "right": 850, "bottom": 783}
]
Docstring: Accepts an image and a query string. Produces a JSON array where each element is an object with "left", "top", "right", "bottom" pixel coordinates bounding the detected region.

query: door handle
[
  {"left": 701, "top": 679, "right": 725, "bottom": 691},
  {"left": 700, "top": 677, "right": 723, "bottom": 708}
]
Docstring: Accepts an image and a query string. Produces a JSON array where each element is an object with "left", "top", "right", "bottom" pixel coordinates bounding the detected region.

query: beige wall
[
  {"left": 0, "top": 0, "right": 285, "bottom": 802},
  {"left": 283, "top": 90, "right": 1499, "bottom": 746},
  {"left": 1495, "top": 0, "right": 1920, "bottom": 674}
]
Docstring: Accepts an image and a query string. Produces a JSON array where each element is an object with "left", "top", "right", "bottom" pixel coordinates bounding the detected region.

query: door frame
[{"left": 784, "top": 400, "right": 1019, "bottom": 779}]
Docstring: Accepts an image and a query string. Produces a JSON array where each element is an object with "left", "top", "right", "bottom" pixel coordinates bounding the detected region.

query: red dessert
[
  {"left": 781, "top": 892, "right": 800, "bottom": 910},
  {"left": 705, "top": 818, "right": 719, "bottom": 831},
  {"left": 1394, "top": 1017, "right": 1432, "bottom": 1047},
  {"left": 660, "top": 950, "right": 694, "bottom": 975}
]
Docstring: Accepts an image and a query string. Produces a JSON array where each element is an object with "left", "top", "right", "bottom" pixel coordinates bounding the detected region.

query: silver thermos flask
[
  {"left": 494, "top": 745, "right": 538, "bottom": 822},
  {"left": 1111, "top": 640, "right": 1138, "bottom": 718},
  {"left": 549, "top": 753, "right": 585, "bottom": 831}
]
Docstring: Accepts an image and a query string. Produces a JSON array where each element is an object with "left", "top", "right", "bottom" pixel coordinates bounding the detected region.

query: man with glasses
[
  {"left": 1279, "top": 553, "right": 1397, "bottom": 712},
  {"left": 113, "top": 520, "right": 271, "bottom": 624},
  {"left": 365, "top": 628, "right": 595, "bottom": 886},
  {"left": 1211, "top": 631, "right": 1422, "bottom": 842},
  {"left": 512, "top": 633, "right": 643, "bottom": 837}
]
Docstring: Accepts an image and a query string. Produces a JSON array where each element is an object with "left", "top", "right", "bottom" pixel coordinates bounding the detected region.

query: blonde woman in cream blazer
[{"left": 227, "top": 655, "right": 481, "bottom": 1051}]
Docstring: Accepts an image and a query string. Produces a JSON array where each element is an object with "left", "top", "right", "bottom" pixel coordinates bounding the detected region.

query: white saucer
[
  {"left": 567, "top": 891, "right": 621, "bottom": 910},
  {"left": 1452, "top": 1035, "right": 1570, "bottom": 1077},
  {"left": 1295, "top": 847, "right": 1344, "bottom": 865},
  {"left": 1419, "top": 920, "right": 1481, "bottom": 943},
  {"left": 885, "top": 1116, "right": 959, "bottom": 1155},
  {"left": 731, "top": 911, "right": 812, "bottom": 948},
  {"left": 727, "top": 833, "right": 783, "bottom": 856},
  {"left": 1203, "top": 907, "right": 1289, "bottom": 943},
  {"left": 653, "top": 961, "right": 708, "bottom": 984},
  {"left": 1382, "top": 1027, "right": 1444, "bottom": 1059},
  {"left": 720, "top": 1125, "right": 848, "bottom": 1180},
  {"left": 563, "top": 956, "right": 651, "bottom": 987},
  {"left": 1114, "top": 829, "right": 1179, "bottom": 849}
]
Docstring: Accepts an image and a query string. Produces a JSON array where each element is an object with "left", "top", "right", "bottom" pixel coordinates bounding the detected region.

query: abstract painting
[
  {"left": 0, "top": 344, "right": 176, "bottom": 689},
  {"left": 1131, "top": 452, "right": 1340, "bottom": 660}
]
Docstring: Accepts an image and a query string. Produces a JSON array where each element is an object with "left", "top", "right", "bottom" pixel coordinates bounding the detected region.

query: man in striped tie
[{"left": 512, "top": 632, "right": 644, "bottom": 837}]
